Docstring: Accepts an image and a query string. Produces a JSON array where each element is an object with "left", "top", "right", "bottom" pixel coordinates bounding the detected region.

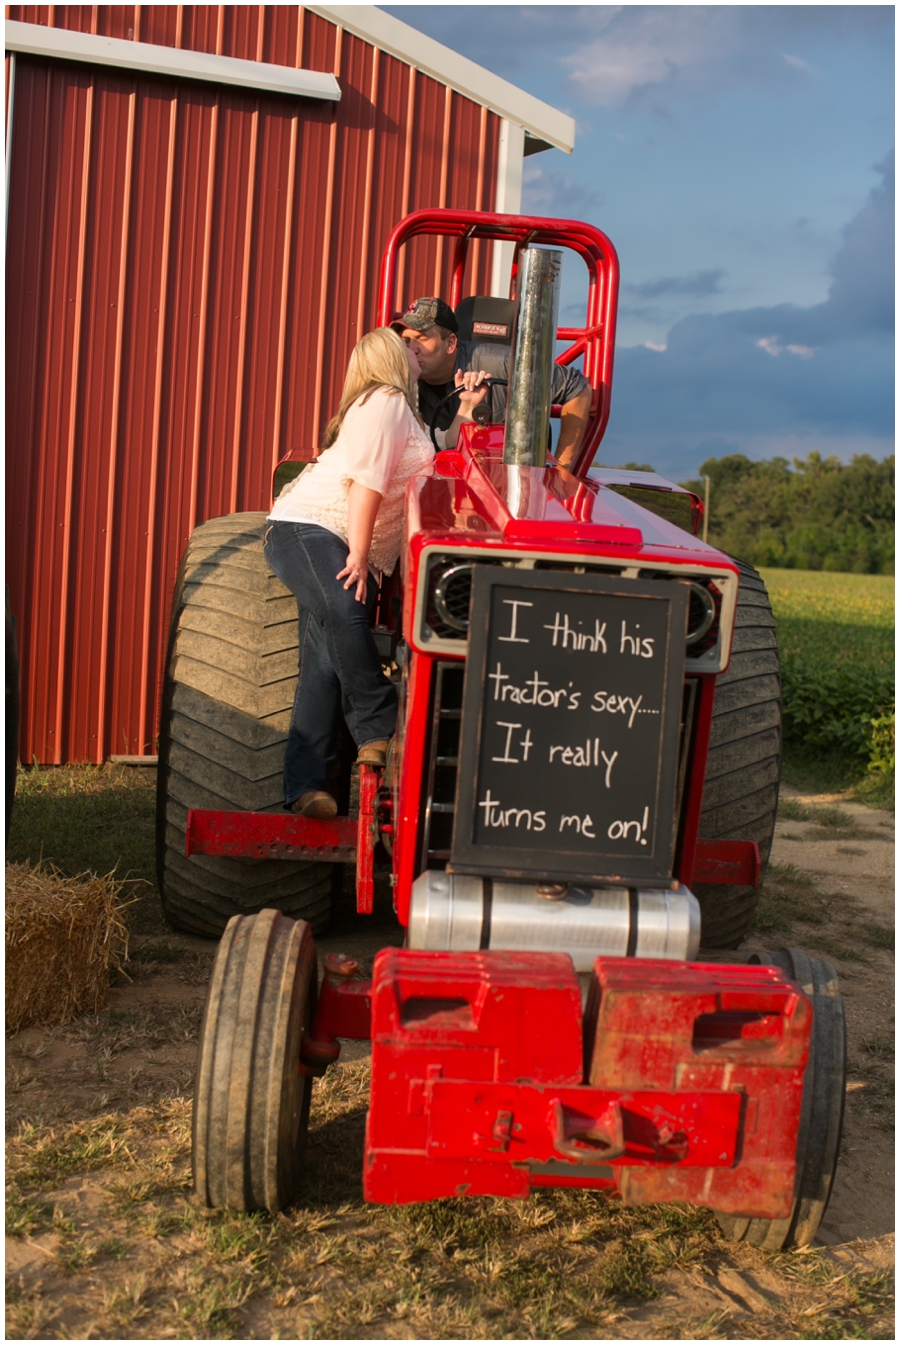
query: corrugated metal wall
[{"left": 6, "top": 5, "right": 500, "bottom": 763}]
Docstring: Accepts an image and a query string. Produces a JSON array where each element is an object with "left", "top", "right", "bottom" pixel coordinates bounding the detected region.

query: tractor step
[{"left": 185, "top": 807, "right": 358, "bottom": 862}]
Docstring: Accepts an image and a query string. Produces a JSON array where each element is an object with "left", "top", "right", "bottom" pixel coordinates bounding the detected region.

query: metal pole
[
  {"left": 5, "top": 52, "right": 16, "bottom": 243},
  {"left": 703, "top": 474, "right": 710, "bottom": 543},
  {"left": 503, "top": 247, "right": 562, "bottom": 467}
]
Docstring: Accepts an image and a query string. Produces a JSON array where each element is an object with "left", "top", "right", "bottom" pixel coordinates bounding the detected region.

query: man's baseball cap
[{"left": 391, "top": 296, "right": 458, "bottom": 335}]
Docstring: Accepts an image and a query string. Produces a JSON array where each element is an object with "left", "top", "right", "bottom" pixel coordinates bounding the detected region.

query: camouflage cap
[{"left": 391, "top": 296, "right": 458, "bottom": 335}]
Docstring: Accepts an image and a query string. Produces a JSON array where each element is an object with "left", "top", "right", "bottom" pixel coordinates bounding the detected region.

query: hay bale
[{"left": 6, "top": 861, "right": 131, "bottom": 1033}]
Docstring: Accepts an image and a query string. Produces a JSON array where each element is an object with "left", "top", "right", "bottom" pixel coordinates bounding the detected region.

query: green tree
[{"left": 683, "top": 453, "right": 894, "bottom": 574}]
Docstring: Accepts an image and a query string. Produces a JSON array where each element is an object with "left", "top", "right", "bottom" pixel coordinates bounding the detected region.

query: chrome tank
[
  {"left": 408, "top": 872, "right": 701, "bottom": 968},
  {"left": 503, "top": 247, "right": 563, "bottom": 467}
]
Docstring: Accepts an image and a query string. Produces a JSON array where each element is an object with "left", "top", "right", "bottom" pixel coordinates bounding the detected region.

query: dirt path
[
  {"left": 6, "top": 791, "right": 894, "bottom": 1339},
  {"left": 755, "top": 788, "right": 895, "bottom": 1251}
]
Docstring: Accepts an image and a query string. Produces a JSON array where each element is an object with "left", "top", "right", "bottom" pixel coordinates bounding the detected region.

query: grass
[
  {"left": 7, "top": 763, "right": 164, "bottom": 935},
  {"left": 776, "top": 798, "right": 876, "bottom": 839},
  {"left": 751, "top": 860, "right": 892, "bottom": 961},
  {"left": 5, "top": 1061, "right": 893, "bottom": 1339},
  {"left": 5, "top": 774, "right": 895, "bottom": 1338}
]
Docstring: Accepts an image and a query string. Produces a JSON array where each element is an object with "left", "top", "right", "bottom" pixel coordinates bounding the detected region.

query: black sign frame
[{"left": 449, "top": 567, "right": 689, "bottom": 885}]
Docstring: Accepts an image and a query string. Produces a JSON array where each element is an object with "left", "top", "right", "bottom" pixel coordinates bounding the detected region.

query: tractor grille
[
  {"left": 420, "top": 661, "right": 465, "bottom": 870},
  {"left": 424, "top": 556, "right": 503, "bottom": 640},
  {"left": 686, "top": 579, "right": 722, "bottom": 658},
  {"left": 423, "top": 555, "right": 723, "bottom": 662}
]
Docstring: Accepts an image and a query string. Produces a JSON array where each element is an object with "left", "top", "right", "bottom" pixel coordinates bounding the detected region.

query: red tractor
[{"left": 156, "top": 210, "right": 845, "bottom": 1247}]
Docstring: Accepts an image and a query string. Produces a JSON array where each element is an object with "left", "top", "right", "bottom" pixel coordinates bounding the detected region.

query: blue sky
[{"left": 382, "top": 5, "right": 894, "bottom": 479}]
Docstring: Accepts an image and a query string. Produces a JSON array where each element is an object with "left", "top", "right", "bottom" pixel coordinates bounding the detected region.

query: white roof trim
[
  {"left": 307, "top": 6, "right": 574, "bottom": 153},
  {"left": 4, "top": 20, "right": 341, "bottom": 101}
]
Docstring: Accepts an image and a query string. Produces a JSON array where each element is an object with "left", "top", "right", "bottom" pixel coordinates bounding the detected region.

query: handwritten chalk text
[
  {"left": 477, "top": 789, "right": 546, "bottom": 831},
  {"left": 543, "top": 611, "right": 608, "bottom": 653}
]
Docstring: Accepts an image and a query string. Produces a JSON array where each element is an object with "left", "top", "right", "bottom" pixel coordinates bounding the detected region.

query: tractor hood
[{"left": 405, "top": 428, "right": 722, "bottom": 566}]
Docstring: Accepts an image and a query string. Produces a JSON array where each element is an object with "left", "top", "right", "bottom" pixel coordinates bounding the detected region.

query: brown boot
[
  {"left": 356, "top": 738, "right": 390, "bottom": 768},
  {"left": 290, "top": 790, "right": 338, "bottom": 819}
]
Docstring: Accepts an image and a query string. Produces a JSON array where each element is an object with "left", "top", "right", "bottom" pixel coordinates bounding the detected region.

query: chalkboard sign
[{"left": 450, "top": 568, "right": 689, "bottom": 885}]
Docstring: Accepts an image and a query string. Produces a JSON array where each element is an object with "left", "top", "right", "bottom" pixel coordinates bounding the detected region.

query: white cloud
[
  {"left": 643, "top": 340, "right": 667, "bottom": 352},
  {"left": 560, "top": 6, "right": 835, "bottom": 107},
  {"left": 757, "top": 336, "right": 815, "bottom": 359},
  {"left": 562, "top": 8, "right": 739, "bottom": 106},
  {"left": 782, "top": 53, "right": 814, "bottom": 74}
]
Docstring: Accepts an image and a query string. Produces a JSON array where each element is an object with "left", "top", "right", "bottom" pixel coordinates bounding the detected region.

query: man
[{"left": 392, "top": 297, "right": 592, "bottom": 468}]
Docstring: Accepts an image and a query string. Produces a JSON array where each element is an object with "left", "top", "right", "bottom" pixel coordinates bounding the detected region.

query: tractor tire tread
[{"left": 695, "top": 558, "right": 781, "bottom": 950}]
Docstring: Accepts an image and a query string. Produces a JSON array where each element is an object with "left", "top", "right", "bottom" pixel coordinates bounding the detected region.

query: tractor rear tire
[
  {"left": 716, "top": 948, "right": 846, "bottom": 1249},
  {"left": 156, "top": 513, "right": 334, "bottom": 938},
  {"left": 193, "top": 908, "right": 317, "bottom": 1211},
  {"left": 694, "top": 559, "right": 782, "bottom": 948}
]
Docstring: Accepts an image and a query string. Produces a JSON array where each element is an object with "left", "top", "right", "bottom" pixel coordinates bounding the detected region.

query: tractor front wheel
[
  {"left": 193, "top": 908, "right": 317, "bottom": 1212},
  {"left": 716, "top": 948, "right": 846, "bottom": 1249}
]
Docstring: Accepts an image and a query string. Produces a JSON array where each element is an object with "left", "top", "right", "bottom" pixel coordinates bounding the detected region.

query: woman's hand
[
  {"left": 340, "top": 481, "right": 383, "bottom": 602},
  {"left": 337, "top": 549, "right": 370, "bottom": 603}
]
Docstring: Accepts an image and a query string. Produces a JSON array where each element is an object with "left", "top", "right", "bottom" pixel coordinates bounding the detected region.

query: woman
[{"left": 265, "top": 326, "right": 487, "bottom": 818}]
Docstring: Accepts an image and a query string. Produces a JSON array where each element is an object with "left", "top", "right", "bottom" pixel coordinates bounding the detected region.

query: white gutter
[
  {"left": 308, "top": 6, "right": 574, "bottom": 154},
  {"left": 4, "top": 21, "right": 341, "bottom": 101}
]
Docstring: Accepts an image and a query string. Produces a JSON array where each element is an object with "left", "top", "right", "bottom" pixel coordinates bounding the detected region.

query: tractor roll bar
[{"left": 376, "top": 209, "right": 620, "bottom": 478}]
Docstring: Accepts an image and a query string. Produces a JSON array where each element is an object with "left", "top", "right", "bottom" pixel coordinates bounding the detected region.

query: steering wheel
[{"left": 428, "top": 378, "right": 508, "bottom": 450}]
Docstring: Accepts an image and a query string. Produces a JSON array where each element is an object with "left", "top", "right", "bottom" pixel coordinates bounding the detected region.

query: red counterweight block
[
  {"left": 583, "top": 959, "right": 812, "bottom": 1219},
  {"left": 365, "top": 950, "right": 584, "bottom": 1203},
  {"left": 364, "top": 951, "right": 812, "bottom": 1219}
]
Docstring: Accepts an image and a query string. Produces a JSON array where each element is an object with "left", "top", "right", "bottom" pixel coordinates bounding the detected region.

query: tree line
[{"left": 682, "top": 452, "right": 894, "bottom": 574}]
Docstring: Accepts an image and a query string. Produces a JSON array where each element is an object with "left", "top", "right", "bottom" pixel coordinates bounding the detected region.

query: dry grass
[
  {"left": 4, "top": 764, "right": 894, "bottom": 1338},
  {"left": 6, "top": 862, "right": 132, "bottom": 1033},
  {"left": 5, "top": 1060, "right": 894, "bottom": 1341},
  {"left": 776, "top": 798, "right": 882, "bottom": 840},
  {"left": 752, "top": 862, "right": 893, "bottom": 961}
]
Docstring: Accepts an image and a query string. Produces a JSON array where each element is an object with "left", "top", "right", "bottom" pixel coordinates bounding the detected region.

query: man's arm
[{"left": 554, "top": 385, "right": 592, "bottom": 469}]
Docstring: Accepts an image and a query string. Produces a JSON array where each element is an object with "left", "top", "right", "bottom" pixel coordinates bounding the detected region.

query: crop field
[
  {"left": 759, "top": 569, "right": 894, "bottom": 796},
  {"left": 759, "top": 569, "right": 894, "bottom": 666}
]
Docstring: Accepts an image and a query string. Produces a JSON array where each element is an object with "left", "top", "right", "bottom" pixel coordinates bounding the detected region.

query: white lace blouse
[{"left": 268, "top": 388, "right": 434, "bottom": 575}]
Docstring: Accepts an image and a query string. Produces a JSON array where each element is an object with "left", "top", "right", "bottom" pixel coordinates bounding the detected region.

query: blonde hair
[{"left": 323, "top": 327, "right": 421, "bottom": 448}]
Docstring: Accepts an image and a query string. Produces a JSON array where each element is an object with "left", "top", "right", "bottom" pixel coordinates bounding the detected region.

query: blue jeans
[{"left": 264, "top": 522, "right": 398, "bottom": 808}]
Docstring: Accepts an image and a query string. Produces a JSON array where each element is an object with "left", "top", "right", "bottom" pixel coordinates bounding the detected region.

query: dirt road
[{"left": 6, "top": 786, "right": 894, "bottom": 1340}]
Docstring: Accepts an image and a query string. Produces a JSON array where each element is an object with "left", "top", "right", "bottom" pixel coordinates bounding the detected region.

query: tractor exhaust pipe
[{"left": 503, "top": 247, "right": 563, "bottom": 467}]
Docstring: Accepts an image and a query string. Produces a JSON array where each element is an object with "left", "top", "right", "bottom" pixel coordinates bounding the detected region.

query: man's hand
[
  {"left": 555, "top": 386, "right": 592, "bottom": 469},
  {"left": 441, "top": 370, "right": 490, "bottom": 449},
  {"left": 454, "top": 368, "right": 490, "bottom": 416}
]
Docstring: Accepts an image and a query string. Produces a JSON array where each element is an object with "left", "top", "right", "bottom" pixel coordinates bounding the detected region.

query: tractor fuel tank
[{"left": 408, "top": 871, "right": 701, "bottom": 967}]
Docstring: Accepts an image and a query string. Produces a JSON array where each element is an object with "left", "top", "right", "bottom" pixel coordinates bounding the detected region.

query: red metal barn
[{"left": 5, "top": 4, "right": 574, "bottom": 764}]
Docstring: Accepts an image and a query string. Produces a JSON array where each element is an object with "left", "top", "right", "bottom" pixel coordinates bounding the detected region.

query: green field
[{"left": 759, "top": 568, "right": 894, "bottom": 798}]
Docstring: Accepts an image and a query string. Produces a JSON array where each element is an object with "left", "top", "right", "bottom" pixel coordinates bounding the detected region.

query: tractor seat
[{"left": 455, "top": 296, "right": 515, "bottom": 346}]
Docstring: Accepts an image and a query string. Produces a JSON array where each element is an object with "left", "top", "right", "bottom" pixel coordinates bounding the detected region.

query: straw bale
[{"left": 6, "top": 861, "right": 131, "bottom": 1033}]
